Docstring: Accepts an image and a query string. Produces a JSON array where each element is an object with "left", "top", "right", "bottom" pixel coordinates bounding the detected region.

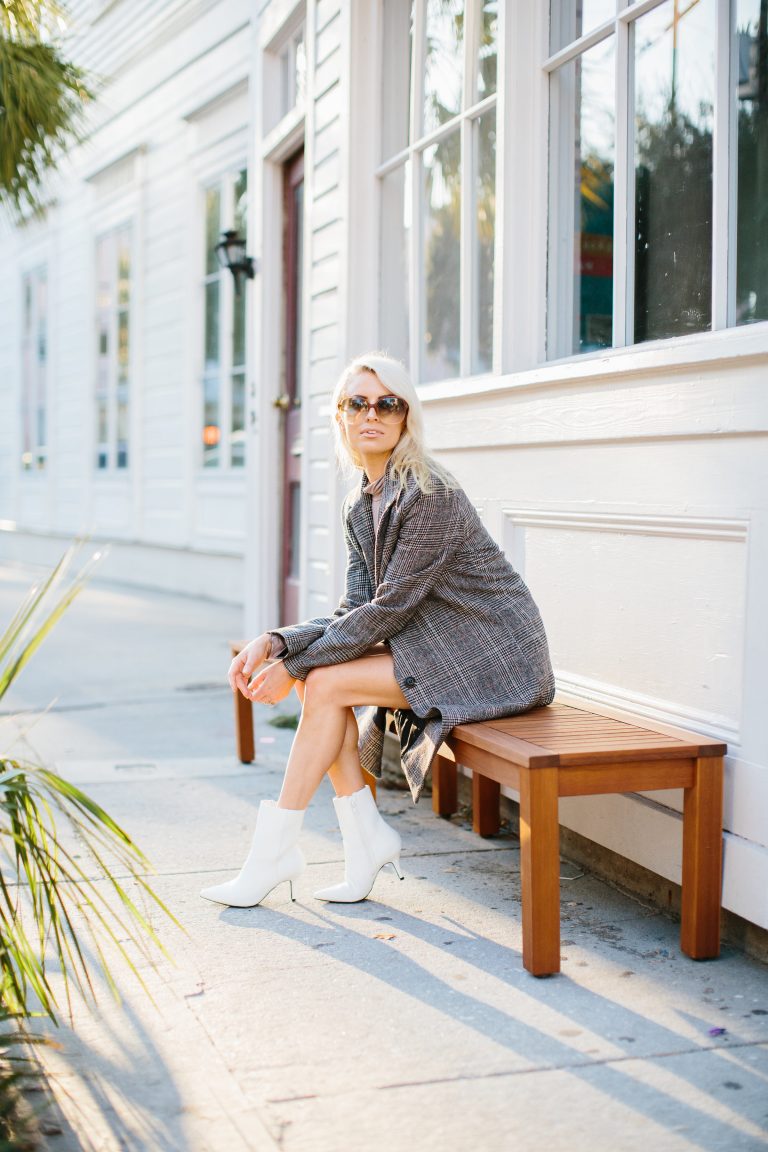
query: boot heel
[
  {"left": 288, "top": 878, "right": 295, "bottom": 901},
  {"left": 390, "top": 858, "right": 404, "bottom": 881}
]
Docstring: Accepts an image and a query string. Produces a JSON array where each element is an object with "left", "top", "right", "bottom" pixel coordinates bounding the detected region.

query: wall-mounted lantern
[{"left": 215, "top": 229, "right": 256, "bottom": 292}]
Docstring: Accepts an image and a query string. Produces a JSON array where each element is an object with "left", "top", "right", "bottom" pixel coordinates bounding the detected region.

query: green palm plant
[
  {"left": 0, "top": 0, "right": 93, "bottom": 217},
  {"left": 0, "top": 542, "right": 178, "bottom": 1024}
]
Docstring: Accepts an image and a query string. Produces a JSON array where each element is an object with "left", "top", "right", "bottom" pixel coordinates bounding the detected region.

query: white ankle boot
[
  {"left": 201, "top": 800, "right": 305, "bottom": 907},
  {"left": 314, "top": 785, "right": 403, "bottom": 903}
]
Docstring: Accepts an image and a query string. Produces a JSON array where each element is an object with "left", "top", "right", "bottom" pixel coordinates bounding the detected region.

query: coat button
[{"left": 403, "top": 675, "right": 416, "bottom": 688}]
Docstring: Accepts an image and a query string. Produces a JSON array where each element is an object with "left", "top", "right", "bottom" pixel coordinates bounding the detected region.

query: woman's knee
[{"left": 303, "top": 665, "right": 341, "bottom": 708}]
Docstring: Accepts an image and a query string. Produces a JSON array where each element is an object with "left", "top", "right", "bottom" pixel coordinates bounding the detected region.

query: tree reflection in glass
[
  {"left": 423, "top": 131, "right": 461, "bottom": 380},
  {"left": 736, "top": 0, "right": 768, "bottom": 325},
  {"left": 633, "top": 0, "right": 715, "bottom": 342},
  {"left": 424, "top": 0, "right": 464, "bottom": 134}
]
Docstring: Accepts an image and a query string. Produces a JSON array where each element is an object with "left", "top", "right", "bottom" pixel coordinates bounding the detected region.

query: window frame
[
  {"left": 544, "top": 0, "right": 749, "bottom": 360},
  {"left": 376, "top": 0, "right": 501, "bottom": 385}
]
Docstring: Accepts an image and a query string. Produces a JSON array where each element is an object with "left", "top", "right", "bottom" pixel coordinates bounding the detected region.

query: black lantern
[{"left": 215, "top": 229, "right": 256, "bottom": 290}]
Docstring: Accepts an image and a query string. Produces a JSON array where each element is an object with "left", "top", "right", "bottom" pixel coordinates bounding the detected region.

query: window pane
[
  {"left": 477, "top": 0, "right": 498, "bottom": 99},
  {"left": 117, "top": 231, "right": 131, "bottom": 306},
  {"left": 736, "top": 1, "right": 768, "bottom": 325},
  {"left": 231, "top": 371, "right": 246, "bottom": 468},
  {"left": 549, "top": 36, "right": 615, "bottom": 358},
  {"left": 424, "top": 0, "right": 464, "bottom": 134},
  {"left": 203, "top": 376, "right": 220, "bottom": 468},
  {"left": 205, "top": 280, "right": 220, "bottom": 370},
  {"left": 550, "top": 0, "right": 615, "bottom": 54},
  {"left": 294, "top": 30, "right": 307, "bottom": 105},
  {"left": 233, "top": 279, "right": 246, "bottom": 368},
  {"left": 473, "top": 109, "right": 496, "bottom": 373},
  {"left": 423, "top": 131, "right": 461, "bottom": 381},
  {"left": 118, "top": 310, "right": 130, "bottom": 371},
  {"left": 205, "top": 185, "right": 222, "bottom": 275},
  {"left": 382, "top": 0, "right": 413, "bottom": 158},
  {"left": 234, "top": 169, "right": 248, "bottom": 242},
  {"left": 633, "top": 0, "right": 714, "bottom": 342},
  {"left": 380, "top": 162, "right": 411, "bottom": 365}
]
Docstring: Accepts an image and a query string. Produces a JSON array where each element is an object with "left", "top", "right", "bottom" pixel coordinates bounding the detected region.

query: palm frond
[
  {"left": 0, "top": 3, "right": 94, "bottom": 217},
  {"left": 0, "top": 547, "right": 184, "bottom": 1027}
]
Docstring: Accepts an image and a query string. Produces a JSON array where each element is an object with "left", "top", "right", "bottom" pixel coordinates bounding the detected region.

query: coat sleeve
[
  {"left": 282, "top": 485, "right": 467, "bottom": 679},
  {"left": 270, "top": 499, "right": 374, "bottom": 658}
]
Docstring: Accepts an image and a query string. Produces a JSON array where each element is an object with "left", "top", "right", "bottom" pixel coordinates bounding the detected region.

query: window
[
  {"left": 280, "top": 24, "right": 306, "bottom": 118},
  {"left": 21, "top": 266, "right": 48, "bottom": 472},
  {"left": 378, "top": 0, "right": 499, "bottom": 382},
  {"left": 95, "top": 225, "right": 132, "bottom": 469},
  {"left": 546, "top": 0, "right": 767, "bottom": 360},
  {"left": 202, "top": 167, "right": 248, "bottom": 469}
]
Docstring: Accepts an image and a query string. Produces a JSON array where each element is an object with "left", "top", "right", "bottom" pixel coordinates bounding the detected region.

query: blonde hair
[{"left": 331, "top": 352, "right": 458, "bottom": 494}]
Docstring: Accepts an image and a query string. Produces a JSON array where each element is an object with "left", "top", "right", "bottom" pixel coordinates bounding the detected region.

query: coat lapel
[
  {"left": 347, "top": 478, "right": 377, "bottom": 587},
  {"left": 374, "top": 469, "right": 403, "bottom": 584}
]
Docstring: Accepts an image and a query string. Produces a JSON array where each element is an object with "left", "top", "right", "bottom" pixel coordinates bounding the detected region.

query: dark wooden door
[{"left": 279, "top": 150, "right": 304, "bottom": 625}]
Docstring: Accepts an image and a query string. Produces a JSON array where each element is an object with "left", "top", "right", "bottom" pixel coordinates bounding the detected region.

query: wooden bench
[
  {"left": 432, "top": 697, "right": 725, "bottom": 977},
  {"left": 230, "top": 647, "right": 724, "bottom": 977}
]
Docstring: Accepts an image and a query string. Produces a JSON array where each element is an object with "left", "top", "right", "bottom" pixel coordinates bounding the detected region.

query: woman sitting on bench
[{"left": 202, "top": 352, "right": 555, "bottom": 909}]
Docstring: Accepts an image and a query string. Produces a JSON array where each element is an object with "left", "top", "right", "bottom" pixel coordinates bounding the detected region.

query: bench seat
[{"left": 433, "top": 697, "right": 726, "bottom": 977}]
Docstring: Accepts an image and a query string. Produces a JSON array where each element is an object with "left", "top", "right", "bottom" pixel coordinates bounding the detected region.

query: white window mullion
[
  {"left": 109, "top": 242, "right": 119, "bottom": 470},
  {"left": 409, "top": 2, "right": 425, "bottom": 384},
  {"left": 459, "top": 112, "right": 473, "bottom": 378},
  {"left": 713, "top": 0, "right": 735, "bottom": 330},
  {"left": 613, "top": 14, "right": 631, "bottom": 348},
  {"left": 459, "top": 0, "right": 476, "bottom": 378}
]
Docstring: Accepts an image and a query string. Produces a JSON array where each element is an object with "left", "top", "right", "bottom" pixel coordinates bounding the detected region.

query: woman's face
[{"left": 337, "top": 370, "right": 407, "bottom": 468}]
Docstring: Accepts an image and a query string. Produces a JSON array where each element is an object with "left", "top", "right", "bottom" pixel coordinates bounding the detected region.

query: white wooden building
[{"left": 0, "top": 0, "right": 766, "bottom": 937}]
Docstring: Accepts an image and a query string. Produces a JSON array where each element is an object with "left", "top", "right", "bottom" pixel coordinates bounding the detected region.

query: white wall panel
[{"left": 505, "top": 513, "right": 747, "bottom": 738}]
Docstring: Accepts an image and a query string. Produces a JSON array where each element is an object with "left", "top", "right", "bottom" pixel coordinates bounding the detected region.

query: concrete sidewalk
[{"left": 1, "top": 562, "right": 766, "bottom": 1152}]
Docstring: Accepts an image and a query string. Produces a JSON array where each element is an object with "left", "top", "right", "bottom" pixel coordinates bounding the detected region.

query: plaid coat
[{"left": 275, "top": 467, "right": 555, "bottom": 802}]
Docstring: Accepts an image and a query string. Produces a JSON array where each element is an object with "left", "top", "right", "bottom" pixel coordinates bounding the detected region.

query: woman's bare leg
[
  {"left": 293, "top": 682, "right": 365, "bottom": 798},
  {"left": 277, "top": 653, "right": 409, "bottom": 810}
]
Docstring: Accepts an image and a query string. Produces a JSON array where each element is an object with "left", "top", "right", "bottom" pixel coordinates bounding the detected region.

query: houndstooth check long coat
[{"left": 274, "top": 465, "right": 555, "bottom": 802}]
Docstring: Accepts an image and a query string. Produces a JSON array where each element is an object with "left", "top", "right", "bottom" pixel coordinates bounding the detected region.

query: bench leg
[
  {"left": 363, "top": 768, "right": 377, "bottom": 801},
  {"left": 472, "top": 772, "right": 500, "bottom": 837},
  {"left": 234, "top": 687, "right": 255, "bottom": 764},
  {"left": 519, "top": 766, "right": 560, "bottom": 977},
  {"left": 432, "top": 755, "right": 458, "bottom": 817},
  {"left": 681, "top": 756, "right": 723, "bottom": 960}
]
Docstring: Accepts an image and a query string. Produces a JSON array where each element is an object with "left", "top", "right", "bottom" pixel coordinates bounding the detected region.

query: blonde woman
[{"left": 201, "top": 352, "right": 555, "bottom": 908}]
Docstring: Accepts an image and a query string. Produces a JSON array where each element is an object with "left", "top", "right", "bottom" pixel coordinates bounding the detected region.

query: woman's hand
[
  {"left": 228, "top": 634, "right": 273, "bottom": 697},
  {"left": 246, "top": 660, "right": 296, "bottom": 707}
]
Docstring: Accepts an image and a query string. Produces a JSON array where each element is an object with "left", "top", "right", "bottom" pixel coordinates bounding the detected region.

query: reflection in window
[
  {"left": 423, "top": 131, "right": 461, "bottom": 381},
  {"left": 280, "top": 27, "right": 306, "bottom": 119},
  {"left": 424, "top": 0, "right": 464, "bottom": 134},
  {"left": 549, "top": 33, "right": 615, "bottom": 357},
  {"left": 21, "top": 266, "right": 48, "bottom": 471},
  {"left": 633, "top": 0, "right": 714, "bottom": 342},
  {"left": 202, "top": 167, "right": 248, "bottom": 469},
  {"left": 550, "top": 0, "right": 615, "bottom": 54},
  {"left": 473, "top": 109, "right": 496, "bottom": 372},
  {"left": 478, "top": 0, "right": 498, "bottom": 99},
  {"left": 380, "top": 163, "right": 411, "bottom": 364},
  {"left": 95, "top": 225, "right": 131, "bottom": 470},
  {"left": 736, "top": 0, "right": 768, "bottom": 325},
  {"left": 382, "top": 0, "right": 413, "bottom": 160}
]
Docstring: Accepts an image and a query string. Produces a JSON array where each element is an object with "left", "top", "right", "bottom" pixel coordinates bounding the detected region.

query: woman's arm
[{"left": 282, "top": 485, "right": 467, "bottom": 679}]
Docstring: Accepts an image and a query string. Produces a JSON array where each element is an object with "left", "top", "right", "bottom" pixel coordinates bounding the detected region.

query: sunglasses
[{"left": 337, "top": 395, "right": 409, "bottom": 423}]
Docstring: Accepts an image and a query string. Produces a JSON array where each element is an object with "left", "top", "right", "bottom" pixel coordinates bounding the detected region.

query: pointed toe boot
[
  {"left": 201, "top": 800, "right": 305, "bottom": 908},
  {"left": 314, "top": 785, "right": 403, "bottom": 903}
]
